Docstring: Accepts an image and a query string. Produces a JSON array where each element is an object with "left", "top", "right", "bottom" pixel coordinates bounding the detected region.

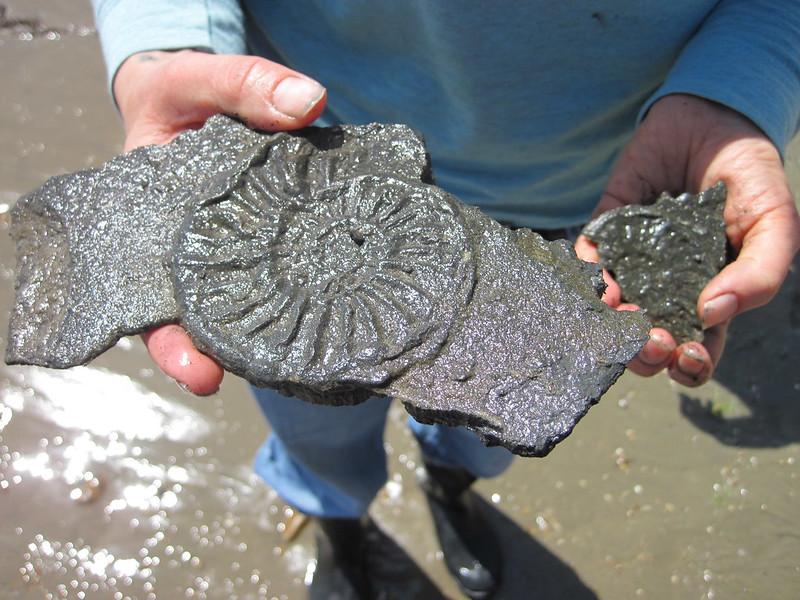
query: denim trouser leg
[
  {"left": 252, "top": 387, "right": 392, "bottom": 518},
  {"left": 251, "top": 386, "right": 515, "bottom": 518},
  {"left": 408, "top": 417, "right": 515, "bottom": 478}
]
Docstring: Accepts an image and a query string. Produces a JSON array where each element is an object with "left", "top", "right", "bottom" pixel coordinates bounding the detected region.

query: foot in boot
[
  {"left": 309, "top": 516, "right": 370, "bottom": 600},
  {"left": 420, "top": 461, "right": 502, "bottom": 600},
  {"left": 309, "top": 514, "right": 446, "bottom": 600}
]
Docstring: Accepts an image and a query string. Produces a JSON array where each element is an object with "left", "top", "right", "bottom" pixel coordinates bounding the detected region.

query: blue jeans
[{"left": 251, "top": 387, "right": 515, "bottom": 518}]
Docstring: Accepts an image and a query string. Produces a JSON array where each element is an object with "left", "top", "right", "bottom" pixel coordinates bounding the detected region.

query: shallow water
[{"left": 1, "top": 1, "right": 800, "bottom": 599}]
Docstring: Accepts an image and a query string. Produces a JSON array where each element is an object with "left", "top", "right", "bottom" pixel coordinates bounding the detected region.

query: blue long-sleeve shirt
[{"left": 92, "top": 0, "right": 800, "bottom": 229}]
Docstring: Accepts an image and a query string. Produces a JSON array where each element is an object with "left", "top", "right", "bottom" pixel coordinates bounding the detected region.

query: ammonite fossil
[
  {"left": 6, "top": 115, "right": 650, "bottom": 456},
  {"left": 174, "top": 172, "right": 476, "bottom": 403},
  {"left": 583, "top": 183, "right": 729, "bottom": 344}
]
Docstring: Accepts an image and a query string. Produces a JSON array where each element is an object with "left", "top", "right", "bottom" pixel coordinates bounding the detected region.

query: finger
[
  {"left": 173, "top": 53, "right": 327, "bottom": 129},
  {"left": 700, "top": 198, "right": 800, "bottom": 328},
  {"left": 142, "top": 324, "right": 224, "bottom": 396},
  {"left": 599, "top": 270, "right": 622, "bottom": 306},
  {"left": 626, "top": 327, "right": 676, "bottom": 377},
  {"left": 668, "top": 342, "right": 711, "bottom": 387},
  {"left": 669, "top": 345, "right": 713, "bottom": 387},
  {"left": 616, "top": 302, "right": 640, "bottom": 312},
  {"left": 667, "top": 322, "right": 729, "bottom": 387},
  {"left": 574, "top": 234, "right": 621, "bottom": 306},
  {"left": 120, "top": 51, "right": 327, "bottom": 149},
  {"left": 701, "top": 321, "right": 729, "bottom": 367},
  {"left": 573, "top": 234, "right": 599, "bottom": 262}
]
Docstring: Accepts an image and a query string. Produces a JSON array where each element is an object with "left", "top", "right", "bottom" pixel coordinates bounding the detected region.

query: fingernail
[
  {"left": 649, "top": 334, "right": 673, "bottom": 353},
  {"left": 176, "top": 378, "right": 220, "bottom": 396},
  {"left": 702, "top": 293, "right": 737, "bottom": 328},
  {"left": 638, "top": 345, "right": 665, "bottom": 366},
  {"left": 637, "top": 334, "right": 672, "bottom": 366},
  {"left": 272, "top": 77, "right": 325, "bottom": 119},
  {"left": 679, "top": 345, "right": 706, "bottom": 377}
]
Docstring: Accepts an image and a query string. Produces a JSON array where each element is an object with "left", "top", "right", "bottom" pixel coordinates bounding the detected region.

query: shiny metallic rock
[
  {"left": 6, "top": 115, "right": 649, "bottom": 456},
  {"left": 6, "top": 115, "right": 269, "bottom": 367},
  {"left": 582, "top": 183, "right": 729, "bottom": 344},
  {"left": 174, "top": 174, "right": 474, "bottom": 405}
]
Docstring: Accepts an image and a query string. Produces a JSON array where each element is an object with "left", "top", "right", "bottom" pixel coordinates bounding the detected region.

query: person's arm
[
  {"left": 577, "top": 0, "right": 800, "bottom": 387},
  {"left": 91, "top": 0, "right": 247, "bottom": 92},
  {"left": 92, "top": 2, "right": 327, "bottom": 394}
]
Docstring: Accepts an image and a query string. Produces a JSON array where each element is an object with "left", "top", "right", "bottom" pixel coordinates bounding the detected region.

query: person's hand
[
  {"left": 114, "top": 49, "right": 327, "bottom": 395},
  {"left": 575, "top": 93, "right": 800, "bottom": 387}
]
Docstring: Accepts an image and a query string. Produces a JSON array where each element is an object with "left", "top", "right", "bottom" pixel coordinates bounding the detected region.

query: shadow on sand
[
  {"left": 375, "top": 493, "right": 597, "bottom": 599},
  {"left": 480, "top": 496, "right": 597, "bottom": 600},
  {"left": 680, "top": 257, "right": 800, "bottom": 448}
]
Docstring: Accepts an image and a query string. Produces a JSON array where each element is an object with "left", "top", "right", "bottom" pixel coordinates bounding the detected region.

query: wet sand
[{"left": 1, "top": 2, "right": 799, "bottom": 599}]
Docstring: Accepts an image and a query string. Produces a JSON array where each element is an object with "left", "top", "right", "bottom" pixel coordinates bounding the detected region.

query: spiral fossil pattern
[{"left": 173, "top": 164, "right": 476, "bottom": 394}]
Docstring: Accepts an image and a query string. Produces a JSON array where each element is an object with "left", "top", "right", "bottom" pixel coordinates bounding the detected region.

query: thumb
[
  {"left": 696, "top": 134, "right": 800, "bottom": 327},
  {"left": 111, "top": 51, "right": 327, "bottom": 394},
  {"left": 179, "top": 52, "right": 327, "bottom": 129},
  {"left": 698, "top": 180, "right": 800, "bottom": 327},
  {"left": 116, "top": 50, "right": 327, "bottom": 149}
]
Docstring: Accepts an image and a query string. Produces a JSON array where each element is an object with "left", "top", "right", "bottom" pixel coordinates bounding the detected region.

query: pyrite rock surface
[
  {"left": 7, "top": 115, "right": 649, "bottom": 456},
  {"left": 582, "top": 183, "right": 729, "bottom": 344},
  {"left": 388, "top": 223, "right": 649, "bottom": 456},
  {"left": 6, "top": 116, "right": 268, "bottom": 367},
  {"left": 6, "top": 117, "right": 429, "bottom": 368}
]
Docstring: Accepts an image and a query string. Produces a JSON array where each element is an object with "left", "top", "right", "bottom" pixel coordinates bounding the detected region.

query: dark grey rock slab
[
  {"left": 582, "top": 183, "right": 729, "bottom": 344},
  {"left": 6, "top": 117, "right": 429, "bottom": 368},
  {"left": 6, "top": 116, "right": 267, "bottom": 367},
  {"left": 390, "top": 222, "right": 649, "bottom": 456},
  {"left": 6, "top": 115, "right": 649, "bottom": 456}
]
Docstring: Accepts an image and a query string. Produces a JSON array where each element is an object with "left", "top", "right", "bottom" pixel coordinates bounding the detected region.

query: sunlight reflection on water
[
  {"left": 4, "top": 365, "right": 210, "bottom": 442},
  {"left": 0, "top": 363, "right": 310, "bottom": 600}
]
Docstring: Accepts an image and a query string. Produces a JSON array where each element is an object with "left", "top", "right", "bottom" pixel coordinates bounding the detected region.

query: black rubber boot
[
  {"left": 310, "top": 515, "right": 445, "bottom": 600},
  {"left": 309, "top": 516, "right": 371, "bottom": 600},
  {"left": 420, "top": 460, "right": 502, "bottom": 600}
]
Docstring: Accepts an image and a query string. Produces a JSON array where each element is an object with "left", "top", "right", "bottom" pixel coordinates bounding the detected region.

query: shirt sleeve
[
  {"left": 91, "top": 0, "right": 247, "bottom": 91},
  {"left": 638, "top": 0, "right": 800, "bottom": 155}
]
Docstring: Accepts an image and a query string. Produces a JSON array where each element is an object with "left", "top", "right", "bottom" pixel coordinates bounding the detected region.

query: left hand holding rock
[{"left": 575, "top": 93, "right": 800, "bottom": 387}]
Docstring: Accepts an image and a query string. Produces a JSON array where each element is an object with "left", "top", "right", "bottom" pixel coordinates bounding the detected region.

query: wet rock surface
[
  {"left": 582, "top": 183, "right": 729, "bottom": 344},
  {"left": 392, "top": 223, "right": 648, "bottom": 456},
  {"left": 6, "top": 115, "right": 648, "bottom": 456},
  {"left": 6, "top": 116, "right": 269, "bottom": 368}
]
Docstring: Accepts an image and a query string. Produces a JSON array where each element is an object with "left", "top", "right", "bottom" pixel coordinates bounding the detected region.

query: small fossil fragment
[
  {"left": 6, "top": 115, "right": 649, "bottom": 456},
  {"left": 582, "top": 183, "right": 729, "bottom": 344}
]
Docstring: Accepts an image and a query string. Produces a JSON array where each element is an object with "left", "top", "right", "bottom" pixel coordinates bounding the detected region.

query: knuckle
[{"left": 220, "top": 56, "right": 275, "bottom": 101}]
